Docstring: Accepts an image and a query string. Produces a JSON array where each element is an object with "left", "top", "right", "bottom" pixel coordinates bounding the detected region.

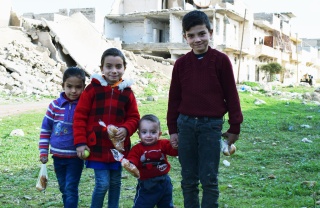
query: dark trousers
[
  {"left": 177, "top": 114, "right": 223, "bottom": 208},
  {"left": 133, "top": 174, "right": 174, "bottom": 208},
  {"left": 53, "top": 157, "right": 84, "bottom": 208}
]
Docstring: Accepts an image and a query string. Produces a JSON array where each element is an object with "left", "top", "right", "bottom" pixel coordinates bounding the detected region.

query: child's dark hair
[
  {"left": 62, "top": 67, "right": 86, "bottom": 86},
  {"left": 139, "top": 114, "right": 161, "bottom": 131},
  {"left": 182, "top": 10, "right": 211, "bottom": 34},
  {"left": 100, "top": 48, "right": 127, "bottom": 68}
]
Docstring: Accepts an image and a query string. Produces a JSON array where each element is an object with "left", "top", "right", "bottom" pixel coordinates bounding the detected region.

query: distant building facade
[
  {"left": 4, "top": 0, "right": 320, "bottom": 84},
  {"left": 103, "top": 0, "right": 320, "bottom": 84}
]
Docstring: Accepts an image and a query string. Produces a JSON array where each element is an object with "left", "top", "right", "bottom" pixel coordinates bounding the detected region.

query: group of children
[
  {"left": 39, "top": 10, "right": 242, "bottom": 208},
  {"left": 39, "top": 47, "right": 178, "bottom": 208}
]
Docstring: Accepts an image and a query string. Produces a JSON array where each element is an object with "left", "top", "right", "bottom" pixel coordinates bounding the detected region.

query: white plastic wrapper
[
  {"left": 99, "top": 120, "right": 125, "bottom": 152},
  {"left": 221, "top": 139, "right": 236, "bottom": 156},
  {"left": 110, "top": 149, "right": 140, "bottom": 178},
  {"left": 36, "top": 164, "right": 48, "bottom": 192}
]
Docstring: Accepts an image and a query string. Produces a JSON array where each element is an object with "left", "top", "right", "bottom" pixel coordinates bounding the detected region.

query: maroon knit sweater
[
  {"left": 167, "top": 47, "right": 243, "bottom": 134},
  {"left": 126, "top": 139, "right": 178, "bottom": 180}
]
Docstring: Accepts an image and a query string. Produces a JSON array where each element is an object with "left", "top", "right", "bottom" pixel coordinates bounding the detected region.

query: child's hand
[
  {"left": 76, "top": 145, "right": 90, "bottom": 159},
  {"left": 170, "top": 133, "right": 179, "bottom": 149},
  {"left": 115, "top": 127, "right": 127, "bottom": 140},
  {"left": 222, "top": 132, "right": 239, "bottom": 145},
  {"left": 40, "top": 156, "right": 48, "bottom": 164}
]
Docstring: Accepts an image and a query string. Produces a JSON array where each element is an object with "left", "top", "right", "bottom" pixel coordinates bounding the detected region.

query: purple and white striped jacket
[{"left": 39, "top": 92, "right": 79, "bottom": 159}]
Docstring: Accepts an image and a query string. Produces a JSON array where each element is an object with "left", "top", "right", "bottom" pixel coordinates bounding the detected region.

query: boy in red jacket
[{"left": 127, "top": 114, "right": 178, "bottom": 208}]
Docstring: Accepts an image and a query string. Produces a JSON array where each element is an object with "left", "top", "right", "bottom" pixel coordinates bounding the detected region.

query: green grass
[
  {"left": 0, "top": 90, "right": 320, "bottom": 207},
  {"left": 279, "top": 85, "right": 315, "bottom": 93}
]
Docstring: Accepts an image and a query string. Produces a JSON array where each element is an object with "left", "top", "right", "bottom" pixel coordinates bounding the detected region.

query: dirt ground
[{"left": 0, "top": 98, "right": 51, "bottom": 118}]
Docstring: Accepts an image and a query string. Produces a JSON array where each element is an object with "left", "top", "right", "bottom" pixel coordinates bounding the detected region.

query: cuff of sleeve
[
  {"left": 40, "top": 153, "right": 48, "bottom": 158},
  {"left": 168, "top": 126, "right": 178, "bottom": 135},
  {"left": 227, "top": 124, "right": 240, "bottom": 135},
  {"left": 75, "top": 143, "right": 87, "bottom": 148}
]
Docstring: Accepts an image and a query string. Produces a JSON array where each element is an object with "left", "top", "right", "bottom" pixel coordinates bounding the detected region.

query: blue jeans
[
  {"left": 91, "top": 168, "right": 122, "bottom": 208},
  {"left": 133, "top": 174, "right": 174, "bottom": 208},
  {"left": 177, "top": 114, "right": 223, "bottom": 208},
  {"left": 53, "top": 157, "right": 84, "bottom": 208}
]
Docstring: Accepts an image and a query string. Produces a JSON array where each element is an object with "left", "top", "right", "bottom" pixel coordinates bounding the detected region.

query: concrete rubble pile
[
  {"left": 0, "top": 30, "right": 63, "bottom": 96},
  {"left": 0, "top": 12, "right": 172, "bottom": 98}
]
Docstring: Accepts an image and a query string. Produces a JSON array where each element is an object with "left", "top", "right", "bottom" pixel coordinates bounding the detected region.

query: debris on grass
[{"left": 301, "top": 138, "right": 313, "bottom": 143}]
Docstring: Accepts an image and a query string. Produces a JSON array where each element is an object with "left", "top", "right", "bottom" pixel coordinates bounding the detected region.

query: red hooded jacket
[{"left": 73, "top": 74, "right": 140, "bottom": 162}]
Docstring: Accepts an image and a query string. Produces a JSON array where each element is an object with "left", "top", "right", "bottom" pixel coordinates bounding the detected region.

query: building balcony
[
  {"left": 255, "top": 45, "right": 281, "bottom": 59},
  {"left": 216, "top": 2, "right": 249, "bottom": 22},
  {"left": 253, "top": 20, "right": 275, "bottom": 32},
  {"left": 217, "top": 43, "right": 250, "bottom": 55},
  {"left": 122, "top": 42, "right": 190, "bottom": 56},
  {"left": 217, "top": 43, "right": 238, "bottom": 51}
]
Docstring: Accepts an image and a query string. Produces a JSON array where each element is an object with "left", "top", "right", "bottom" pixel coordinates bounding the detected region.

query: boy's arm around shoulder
[{"left": 160, "top": 139, "right": 178, "bottom": 156}]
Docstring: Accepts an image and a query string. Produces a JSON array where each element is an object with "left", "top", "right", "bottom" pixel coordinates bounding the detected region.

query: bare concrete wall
[
  {"left": 105, "top": 18, "right": 124, "bottom": 40},
  {"left": 123, "top": 0, "right": 162, "bottom": 13},
  {"left": 123, "top": 22, "right": 144, "bottom": 43},
  {"left": 70, "top": 8, "right": 95, "bottom": 23},
  {"left": 170, "top": 14, "right": 183, "bottom": 43},
  {"left": 254, "top": 13, "right": 274, "bottom": 24},
  {"left": 167, "top": 0, "right": 183, "bottom": 8},
  {"left": 148, "top": 19, "right": 168, "bottom": 43}
]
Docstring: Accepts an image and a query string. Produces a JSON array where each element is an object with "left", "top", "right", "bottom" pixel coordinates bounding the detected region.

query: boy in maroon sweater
[
  {"left": 167, "top": 10, "right": 243, "bottom": 208},
  {"left": 127, "top": 114, "right": 178, "bottom": 208}
]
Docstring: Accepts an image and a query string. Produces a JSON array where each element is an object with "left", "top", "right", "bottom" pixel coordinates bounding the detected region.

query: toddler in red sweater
[{"left": 127, "top": 114, "right": 178, "bottom": 208}]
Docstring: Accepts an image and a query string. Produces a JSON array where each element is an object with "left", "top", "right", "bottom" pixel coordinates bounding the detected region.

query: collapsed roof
[{"left": 41, "top": 12, "right": 114, "bottom": 75}]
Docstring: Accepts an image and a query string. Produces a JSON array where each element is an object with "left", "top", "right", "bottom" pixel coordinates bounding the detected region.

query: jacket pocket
[{"left": 87, "top": 131, "right": 96, "bottom": 146}]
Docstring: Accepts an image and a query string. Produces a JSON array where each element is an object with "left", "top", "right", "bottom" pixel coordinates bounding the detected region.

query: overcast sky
[{"left": 10, "top": 0, "right": 320, "bottom": 39}]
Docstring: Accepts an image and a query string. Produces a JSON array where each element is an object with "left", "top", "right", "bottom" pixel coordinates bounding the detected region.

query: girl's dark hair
[
  {"left": 139, "top": 114, "right": 161, "bottom": 131},
  {"left": 62, "top": 67, "right": 86, "bottom": 85},
  {"left": 100, "top": 48, "right": 127, "bottom": 68},
  {"left": 182, "top": 10, "right": 211, "bottom": 34}
]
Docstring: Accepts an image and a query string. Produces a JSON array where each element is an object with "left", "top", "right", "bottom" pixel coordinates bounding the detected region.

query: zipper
[
  {"left": 69, "top": 103, "right": 72, "bottom": 121},
  {"left": 107, "top": 88, "right": 114, "bottom": 123}
]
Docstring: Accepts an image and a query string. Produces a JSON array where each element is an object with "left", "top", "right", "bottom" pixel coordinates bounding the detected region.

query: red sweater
[
  {"left": 126, "top": 139, "right": 178, "bottom": 180},
  {"left": 167, "top": 47, "right": 243, "bottom": 134},
  {"left": 73, "top": 74, "right": 140, "bottom": 162}
]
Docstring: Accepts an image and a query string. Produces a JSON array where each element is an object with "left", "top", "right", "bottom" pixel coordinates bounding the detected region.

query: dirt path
[{"left": 0, "top": 99, "right": 51, "bottom": 118}]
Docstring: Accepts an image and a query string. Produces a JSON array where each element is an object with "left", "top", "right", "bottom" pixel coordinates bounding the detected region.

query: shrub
[{"left": 260, "top": 62, "right": 284, "bottom": 74}]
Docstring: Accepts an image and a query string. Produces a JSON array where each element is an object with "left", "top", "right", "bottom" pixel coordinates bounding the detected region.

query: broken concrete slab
[
  {"left": 0, "top": 27, "right": 33, "bottom": 48},
  {"left": 42, "top": 12, "right": 114, "bottom": 75}
]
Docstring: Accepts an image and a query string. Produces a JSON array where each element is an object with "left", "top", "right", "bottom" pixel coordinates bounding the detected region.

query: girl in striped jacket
[{"left": 39, "top": 67, "right": 86, "bottom": 208}]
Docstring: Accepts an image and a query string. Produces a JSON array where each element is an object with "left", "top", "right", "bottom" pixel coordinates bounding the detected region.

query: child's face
[
  {"left": 62, "top": 76, "right": 85, "bottom": 101},
  {"left": 101, "top": 55, "right": 125, "bottom": 85},
  {"left": 138, "top": 120, "right": 162, "bottom": 146},
  {"left": 184, "top": 24, "right": 213, "bottom": 54}
]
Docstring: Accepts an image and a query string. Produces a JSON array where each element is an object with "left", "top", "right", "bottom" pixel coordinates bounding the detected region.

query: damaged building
[
  {"left": 2, "top": 0, "right": 320, "bottom": 88},
  {"left": 0, "top": 0, "right": 173, "bottom": 97},
  {"left": 103, "top": 0, "right": 320, "bottom": 84}
]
